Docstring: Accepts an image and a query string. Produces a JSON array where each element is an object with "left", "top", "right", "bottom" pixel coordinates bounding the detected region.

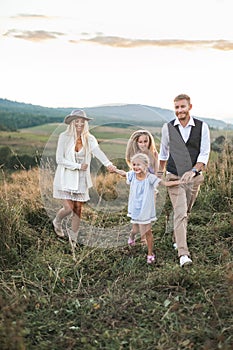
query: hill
[
  {"left": 84, "top": 104, "right": 233, "bottom": 129},
  {"left": 0, "top": 98, "right": 232, "bottom": 131}
]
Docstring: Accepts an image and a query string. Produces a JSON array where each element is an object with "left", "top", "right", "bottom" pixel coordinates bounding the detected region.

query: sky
[{"left": 1, "top": 0, "right": 233, "bottom": 123}]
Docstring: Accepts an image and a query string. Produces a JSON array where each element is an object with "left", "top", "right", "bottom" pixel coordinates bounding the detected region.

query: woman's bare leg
[
  {"left": 53, "top": 200, "right": 73, "bottom": 237},
  {"left": 71, "top": 201, "right": 83, "bottom": 233},
  {"left": 55, "top": 200, "right": 73, "bottom": 222}
]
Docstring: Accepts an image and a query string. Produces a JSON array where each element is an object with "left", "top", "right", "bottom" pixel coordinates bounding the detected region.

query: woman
[{"left": 53, "top": 109, "right": 115, "bottom": 245}]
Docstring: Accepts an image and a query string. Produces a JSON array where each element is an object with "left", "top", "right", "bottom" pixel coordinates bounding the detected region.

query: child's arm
[{"left": 113, "top": 168, "right": 127, "bottom": 177}]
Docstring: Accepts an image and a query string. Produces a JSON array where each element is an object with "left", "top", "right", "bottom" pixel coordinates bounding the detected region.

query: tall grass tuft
[{"left": 198, "top": 142, "right": 232, "bottom": 212}]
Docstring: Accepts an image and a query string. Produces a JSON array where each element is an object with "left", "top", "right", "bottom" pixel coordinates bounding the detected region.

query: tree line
[
  {"left": 0, "top": 111, "right": 63, "bottom": 131},
  {"left": 0, "top": 98, "right": 67, "bottom": 131}
]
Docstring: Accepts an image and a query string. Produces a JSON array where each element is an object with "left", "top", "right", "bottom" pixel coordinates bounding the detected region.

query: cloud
[
  {"left": 3, "top": 29, "right": 65, "bottom": 42},
  {"left": 3, "top": 28, "right": 233, "bottom": 51},
  {"left": 80, "top": 35, "right": 233, "bottom": 51},
  {"left": 11, "top": 13, "right": 52, "bottom": 19},
  {"left": 212, "top": 40, "right": 233, "bottom": 51}
]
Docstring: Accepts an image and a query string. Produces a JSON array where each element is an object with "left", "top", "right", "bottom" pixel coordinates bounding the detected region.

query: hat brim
[{"left": 64, "top": 115, "right": 93, "bottom": 124}]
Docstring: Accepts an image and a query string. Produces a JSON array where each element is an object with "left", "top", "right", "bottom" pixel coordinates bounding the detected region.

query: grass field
[
  {"left": 0, "top": 125, "right": 232, "bottom": 349},
  {"left": 0, "top": 124, "right": 134, "bottom": 157},
  {"left": 1, "top": 123, "right": 232, "bottom": 158}
]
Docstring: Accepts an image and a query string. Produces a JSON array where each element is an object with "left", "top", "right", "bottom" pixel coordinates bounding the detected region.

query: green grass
[
  {"left": 0, "top": 212, "right": 232, "bottom": 350},
  {"left": 0, "top": 143, "right": 233, "bottom": 349},
  {"left": 0, "top": 129, "right": 232, "bottom": 349},
  {"left": 1, "top": 126, "right": 232, "bottom": 159},
  {"left": 0, "top": 131, "right": 50, "bottom": 156},
  {"left": 20, "top": 123, "right": 60, "bottom": 135},
  {"left": 0, "top": 125, "right": 131, "bottom": 158}
]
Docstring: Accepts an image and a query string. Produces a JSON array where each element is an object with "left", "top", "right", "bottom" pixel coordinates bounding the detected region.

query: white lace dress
[{"left": 53, "top": 147, "right": 90, "bottom": 202}]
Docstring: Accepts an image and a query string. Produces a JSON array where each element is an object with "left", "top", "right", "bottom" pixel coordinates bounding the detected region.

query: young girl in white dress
[
  {"left": 53, "top": 109, "right": 116, "bottom": 246},
  {"left": 125, "top": 129, "right": 159, "bottom": 244},
  {"left": 115, "top": 153, "right": 181, "bottom": 263}
]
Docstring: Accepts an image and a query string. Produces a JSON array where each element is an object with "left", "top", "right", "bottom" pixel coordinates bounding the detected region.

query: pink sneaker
[
  {"left": 128, "top": 237, "right": 136, "bottom": 246},
  {"left": 147, "top": 254, "right": 155, "bottom": 264}
]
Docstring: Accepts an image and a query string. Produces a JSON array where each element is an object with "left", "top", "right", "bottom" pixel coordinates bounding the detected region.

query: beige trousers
[{"left": 166, "top": 173, "right": 204, "bottom": 257}]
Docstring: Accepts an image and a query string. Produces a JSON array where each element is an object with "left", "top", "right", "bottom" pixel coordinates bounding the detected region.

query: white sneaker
[
  {"left": 180, "top": 255, "right": 192, "bottom": 267},
  {"left": 173, "top": 243, "right": 177, "bottom": 250}
]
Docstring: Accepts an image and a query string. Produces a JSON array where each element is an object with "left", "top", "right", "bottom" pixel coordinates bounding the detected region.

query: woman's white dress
[
  {"left": 53, "top": 132, "right": 112, "bottom": 202},
  {"left": 53, "top": 147, "right": 89, "bottom": 202}
]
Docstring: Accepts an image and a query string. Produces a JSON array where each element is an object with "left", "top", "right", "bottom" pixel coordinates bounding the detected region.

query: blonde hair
[
  {"left": 130, "top": 153, "right": 149, "bottom": 167},
  {"left": 125, "top": 129, "right": 158, "bottom": 171},
  {"left": 66, "top": 119, "right": 90, "bottom": 152}
]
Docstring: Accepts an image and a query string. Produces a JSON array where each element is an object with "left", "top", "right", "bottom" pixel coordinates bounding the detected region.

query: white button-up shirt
[{"left": 159, "top": 116, "right": 210, "bottom": 166}]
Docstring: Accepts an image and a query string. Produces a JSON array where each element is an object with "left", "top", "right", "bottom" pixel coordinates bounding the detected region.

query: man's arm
[
  {"left": 181, "top": 122, "right": 210, "bottom": 182},
  {"left": 192, "top": 162, "right": 205, "bottom": 173},
  {"left": 159, "top": 160, "right": 167, "bottom": 172},
  {"left": 196, "top": 122, "right": 211, "bottom": 168}
]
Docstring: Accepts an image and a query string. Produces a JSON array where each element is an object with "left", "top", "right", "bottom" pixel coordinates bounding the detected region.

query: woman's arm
[
  {"left": 149, "top": 150, "right": 159, "bottom": 174},
  {"left": 89, "top": 135, "right": 116, "bottom": 172}
]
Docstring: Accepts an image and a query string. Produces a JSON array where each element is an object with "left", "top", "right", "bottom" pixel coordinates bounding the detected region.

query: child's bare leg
[
  {"left": 140, "top": 224, "right": 149, "bottom": 245},
  {"left": 130, "top": 224, "right": 138, "bottom": 239},
  {"left": 145, "top": 229, "right": 154, "bottom": 256},
  {"left": 140, "top": 234, "right": 147, "bottom": 245},
  {"left": 128, "top": 224, "right": 138, "bottom": 246}
]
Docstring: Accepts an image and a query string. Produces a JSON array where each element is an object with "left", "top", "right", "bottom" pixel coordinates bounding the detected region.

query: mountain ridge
[{"left": 0, "top": 98, "right": 232, "bottom": 130}]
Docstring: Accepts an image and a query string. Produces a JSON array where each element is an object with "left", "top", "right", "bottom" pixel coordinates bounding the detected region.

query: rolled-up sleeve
[
  {"left": 197, "top": 122, "right": 210, "bottom": 165},
  {"left": 159, "top": 123, "right": 170, "bottom": 161},
  {"left": 92, "top": 145, "right": 112, "bottom": 166},
  {"left": 90, "top": 136, "right": 112, "bottom": 166}
]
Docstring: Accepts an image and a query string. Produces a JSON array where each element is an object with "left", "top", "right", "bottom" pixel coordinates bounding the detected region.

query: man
[{"left": 159, "top": 94, "right": 210, "bottom": 267}]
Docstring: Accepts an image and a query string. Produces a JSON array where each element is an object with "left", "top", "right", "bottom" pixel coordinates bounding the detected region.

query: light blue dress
[{"left": 126, "top": 171, "right": 161, "bottom": 224}]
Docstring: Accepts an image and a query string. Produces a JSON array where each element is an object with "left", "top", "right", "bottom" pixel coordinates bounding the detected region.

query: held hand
[
  {"left": 156, "top": 171, "right": 164, "bottom": 179},
  {"left": 180, "top": 170, "right": 196, "bottom": 183},
  {"left": 107, "top": 164, "right": 117, "bottom": 172},
  {"left": 115, "top": 169, "right": 126, "bottom": 177},
  {"left": 80, "top": 163, "right": 88, "bottom": 171}
]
